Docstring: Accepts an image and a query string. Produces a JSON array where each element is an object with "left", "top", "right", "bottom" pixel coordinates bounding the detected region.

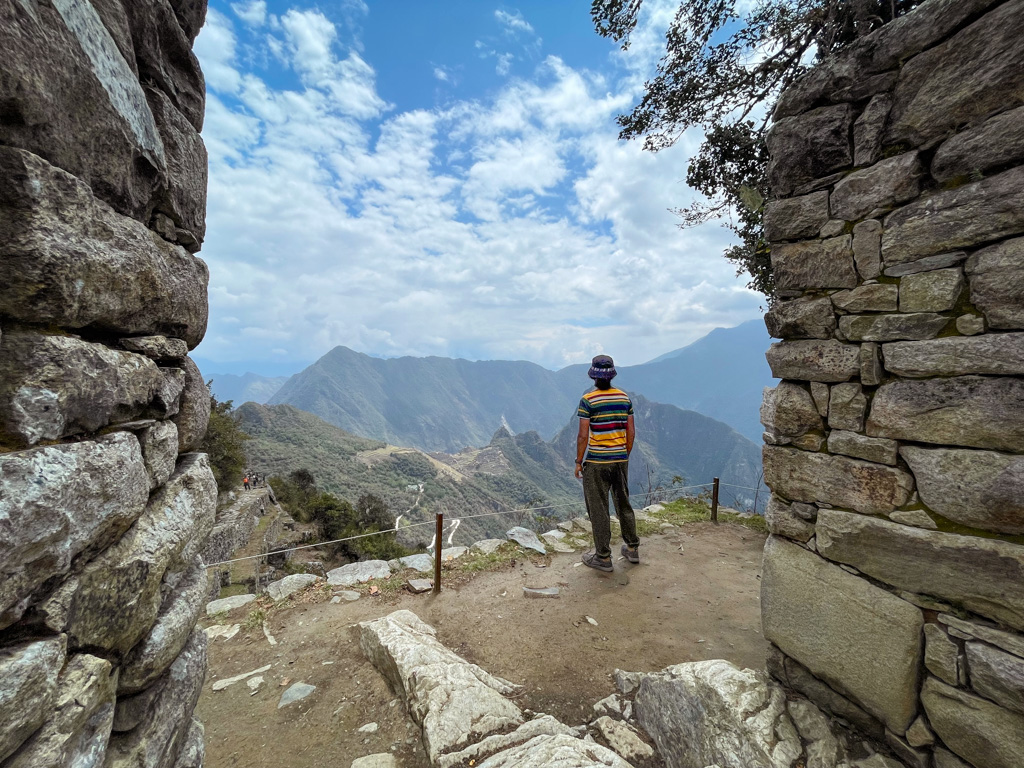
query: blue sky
[{"left": 192, "top": 0, "right": 765, "bottom": 376}]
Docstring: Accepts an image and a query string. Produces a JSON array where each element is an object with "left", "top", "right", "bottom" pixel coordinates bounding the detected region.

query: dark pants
[{"left": 582, "top": 461, "right": 639, "bottom": 558}]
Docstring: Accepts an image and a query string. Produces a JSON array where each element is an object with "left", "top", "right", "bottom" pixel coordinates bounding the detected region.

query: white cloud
[
  {"left": 495, "top": 9, "right": 534, "bottom": 35},
  {"left": 231, "top": 0, "right": 266, "bottom": 26}
]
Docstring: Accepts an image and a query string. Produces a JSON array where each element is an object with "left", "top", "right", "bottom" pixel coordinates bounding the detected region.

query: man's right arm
[{"left": 575, "top": 417, "right": 589, "bottom": 478}]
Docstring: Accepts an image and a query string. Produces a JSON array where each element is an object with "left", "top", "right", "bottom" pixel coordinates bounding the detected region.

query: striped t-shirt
[{"left": 578, "top": 388, "right": 633, "bottom": 463}]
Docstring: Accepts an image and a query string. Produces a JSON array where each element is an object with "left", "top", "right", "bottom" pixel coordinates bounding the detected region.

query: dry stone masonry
[
  {"left": 0, "top": 1, "right": 213, "bottom": 766},
  {"left": 760, "top": 2, "right": 1024, "bottom": 767}
]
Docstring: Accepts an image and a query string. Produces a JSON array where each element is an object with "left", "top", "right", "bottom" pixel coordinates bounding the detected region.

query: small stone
[
  {"left": 888, "top": 510, "right": 938, "bottom": 530},
  {"left": 593, "top": 716, "right": 654, "bottom": 761},
  {"left": 955, "top": 315, "right": 985, "bottom": 335},
  {"left": 247, "top": 676, "right": 264, "bottom": 695},
  {"left": 523, "top": 587, "right": 560, "bottom": 599},
  {"left": 765, "top": 496, "right": 815, "bottom": 543},
  {"left": 335, "top": 590, "right": 361, "bottom": 602},
  {"left": 395, "top": 553, "right": 433, "bottom": 572},
  {"left": 327, "top": 560, "right": 392, "bottom": 587},
  {"left": 204, "top": 624, "right": 241, "bottom": 641},
  {"left": 860, "top": 341, "right": 883, "bottom": 386},
  {"left": 507, "top": 527, "right": 546, "bottom": 554},
  {"left": 407, "top": 579, "right": 433, "bottom": 593},
  {"left": 278, "top": 682, "right": 316, "bottom": 708},
  {"left": 810, "top": 382, "right": 829, "bottom": 417},
  {"left": 357, "top": 722, "right": 379, "bottom": 734},
  {"left": 585, "top": 616, "right": 598, "bottom": 626},
  {"left": 471, "top": 539, "right": 505, "bottom": 555},
  {"left": 330, "top": 596, "right": 341, "bottom": 604},
  {"left": 266, "top": 573, "right": 319, "bottom": 601},
  {"left": 593, "top": 693, "right": 622, "bottom": 716},
  {"left": 212, "top": 665, "right": 272, "bottom": 692},
  {"left": 440, "top": 546, "right": 468, "bottom": 561}
]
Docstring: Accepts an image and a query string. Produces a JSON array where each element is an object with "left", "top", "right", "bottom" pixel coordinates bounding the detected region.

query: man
[{"left": 574, "top": 355, "right": 641, "bottom": 572}]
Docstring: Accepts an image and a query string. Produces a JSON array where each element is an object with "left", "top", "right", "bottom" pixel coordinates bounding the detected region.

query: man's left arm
[{"left": 626, "top": 414, "right": 635, "bottom": 455}]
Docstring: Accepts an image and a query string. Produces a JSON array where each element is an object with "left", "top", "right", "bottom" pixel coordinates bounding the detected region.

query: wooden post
[
  {"left": 711, "top": 477, "right": 720, "bottom": 524},
  {"left": 433, "top": 510, "right": 443, "bottom": 594}
]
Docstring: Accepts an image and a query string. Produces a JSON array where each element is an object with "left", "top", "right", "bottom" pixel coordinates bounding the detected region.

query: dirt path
[{"left": 197, "top": 521, "right": 768, "bottom": 768}]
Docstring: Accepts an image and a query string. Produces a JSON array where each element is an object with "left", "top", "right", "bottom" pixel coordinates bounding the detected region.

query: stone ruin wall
[
  {"left": 0, "top": 1, "right": 214, "bottom": 766},
  {"left": 759, "top": 1, "right": 1024, "bottom": 768}
]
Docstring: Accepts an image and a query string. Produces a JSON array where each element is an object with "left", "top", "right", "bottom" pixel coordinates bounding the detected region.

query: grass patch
[
  {"left": 645, "top": 497, "right": 768, "bottom": 534},
  {"left": 218, "top": 583, "right": 251, "bottom": 598},
  {"left": 243, "top": 608, "right": 266, "bottom": 630}
]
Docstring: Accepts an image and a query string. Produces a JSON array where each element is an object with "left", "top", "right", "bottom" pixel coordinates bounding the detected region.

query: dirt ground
[{"left": 196, "top": 521, "right": 768, "bottom": 768}]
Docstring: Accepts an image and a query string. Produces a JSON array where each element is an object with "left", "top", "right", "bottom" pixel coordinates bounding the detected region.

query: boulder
[
  {"left": 901, "top": 446, "right": 1024, "bottom": 534},
  {"left": 205, "top": 594, "right": 256, "bottom": 616},
  {"left": 171, "top": 719, "right": 204, "bottom": 768},
  {"left": 966, "top": 236, "right": 1024, "bottom": 329},
  {"left": 138, "top": 420, "right": 179, "bottom": 489},
  {"left": 933, "top": 104, "right": 1024, "bottom": 183},
  {"left": 838, "top": 313, "right": 949, "bottom": 342},
  {"left": 0, "top": 148, "right": 209, "bottom": 346},
  {"left": 852, "top": 220, "right": 882, "bottom": 280},
  {"left": 266, "top": 573, "right": 319, "bottom": 601},
  {"left": 827, "top": 383, "right": 866, "bottom": 432},
  {"left": 965, "top": 642, "right": 1024, "bottom": 715},
  {"left": 0, "top": 637, "right": 67, "bottom": 763},
  {"left": 3, "top": 653, "right": 117, "bottom": 768},
  {"left": 359, "top": 610, "right": 523, "bottom": 762},
  {"left": 899, "top": 267, "right": 963, "bottom": 313},
  {"left": 0, "top": 4, "right": 164, "bottom": 220},
  {"left": 765, "top": 497, "right": 814, "bottom": 543},
  {"left": 772, "top": 236, "right": 857, "bottom": 291},
  {"left": 41, "top": 453, "right": 217, "bottom": 654},
  {"left": 763, "top": 446, "right": 913, "bottom": 515},
  {"left": 119, "top": 557, "right": 208, "bottom": 694},
  {"left": 593, "top": 716, "right": 654, "bottom": 761},
  {"left": 853, "top": 94, "right": 892, "bottom": 167},
  {"left": 867, "top": 376, "right": 1024, "bottom": 452},
  {"left": 767, "top": 104, "right": 854, "bottom": 197},
  {"left": 922, "top": 676, "right": 1024, "bottom": 768},
  {"left": 816, "top": 509, "right": 1024, "bottom": 631},
  {"left": 395, "top": 553, "right": 434, "bottom": 572},
  {"left": 473, "top": 734, "right": 631, "bottom": 768},
  {"left": 168, "top": 0, "right": 207, "bottom": 42},
  {"left": 506, "top": 526, "right": 546, "bottom": 554},
  {"left": 120, "top": 336, "right": 189, "bottom": 361},
  {"left": 632, "top": 659, "right": 802, "bottom": 768},
  {"left": 151, "top": 367, "right": 186, "bottom": 418},
  {"left": 830, "top": 151, "right": 923, "bottom": 221},
  {"left": 765, "top": 340, "right": 859, "bottom": 382},
  {"left": 439, "top": 546, "right": 468, "bottom": 561},
  {"left": 107, "top": 630, "right": 206, "bottom": 768},
  {"left": 761, "top": 537, "right": 922, "bottom": 733},
  {"left": 763, "top": 191, "right": 829, "bottom": 242},
  {"left": 764, "top": 296, "right": 836, "bottom": 340},
  {"left": 830, "top": 284, "right": 897, "bottom": 313},
  {"left": 326, "top": 560, "right": 392, "bottom": 587},
  {"left": 172, "top": 357, "right": 211, "bottom": 452},
  {"left": 885, "top": 0, "right": 1024, "bottom": 148},
  {"left": 0, "top": 432, "right": 149, "bottom": 629},
  {"left": 0, "top": 331, "right": 164, "bottom": 446},
  {"left": 883, "top": 333, "right": 1024, "bottom": 378},
  {"left": 827, "top": 431, "right": 898, "bottom": 466},
  {"left": 278, "top": 682, "right": 316, "bottom": 709},
  {"left": 881, "top": 166, "right": 1024, "bottom": 267},
  {"left": 471, "top": 539, "right": 506, "bottom": 555},
  {"left": 924, "top": 624, "right": 964, "bottom": 687},
  {"left": 760, "top": 383, "right": 822, "bottom": 437}
]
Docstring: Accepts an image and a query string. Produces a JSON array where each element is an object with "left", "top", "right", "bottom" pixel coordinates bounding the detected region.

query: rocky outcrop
[
  {"left": 762, "top": 3, "right": 1024, "bottom": 766},
  {"left": 0, "top": 2, "right": 212, "bottom": 766}
]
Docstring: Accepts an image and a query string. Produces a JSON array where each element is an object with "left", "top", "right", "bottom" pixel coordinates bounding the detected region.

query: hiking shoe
[
  {"left": 621, "top": 543, "right": 640, "bottom": 564},
  {"left": 582, "top": 551, "right": 613, "bottom": 572}
]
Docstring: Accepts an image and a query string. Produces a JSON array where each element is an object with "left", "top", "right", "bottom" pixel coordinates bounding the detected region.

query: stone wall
[
  {"left": 760, "top": 2, "right": 1024, "bottom": 767},
  {"left": 0, "top": 1, "right": 213, "bottom": 766}
]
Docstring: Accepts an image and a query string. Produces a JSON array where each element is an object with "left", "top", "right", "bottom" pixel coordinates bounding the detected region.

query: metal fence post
[
  {"left": 433, "top": 510, "right": 443, "bottom": 594},
  {"left": 711, "top": 477, "right": 720, "bottom": 524}
]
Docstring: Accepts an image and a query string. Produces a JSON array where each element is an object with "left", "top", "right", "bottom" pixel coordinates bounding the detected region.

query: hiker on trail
[
  {"left": 243, "top": 474, "right": 250, "bottom": 491},
  {"left": 574, "top": 354, "right": 641, "bottom": 572}
]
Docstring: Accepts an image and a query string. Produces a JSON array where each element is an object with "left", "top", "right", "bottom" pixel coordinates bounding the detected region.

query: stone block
[
  {"left": 939, "top": 614, "right": 1024, "bottom": 660},
  {"left": 0, "top": 1, "right": 164, "bottom": 220},
  {"left": 883, "top": 333, "right": 1024, "bottom": 378},
  {"left": 765, "top": 340, "right": 860, "bottom": 382},
  {"left": 884, "top": 251, "right": 967, "bottom": 278},
  {"left": 760, "top": 383, "right": 822, "bottom": 437},
  {"left": 899, "top": 268, "right": 964, "bottom": 313},
  {"left": 922, "top": 676, "right": 1024, "bottom": 768},
  {"left": 0, "top": 331, "right": 164, "bottom": 446},
  {"left": 816, "top": 509, "right": 1024, "bottom": 631},
  {"left": 882, "top": 165, "right": 1024, "bottom": 267},
  {"left": 0, "top": 433, "right": 149, "bottom": 629},
  {"left": 924, "top": 623, "right": 963, "bottom": 687},
  {"left": 763, "top": 191, "right": 829, "bottom": 242},
  {"left": 966, "top": 236, "right": 1024, "bottom": 329},
  {"left": 767, "top": 104, "right": 854, "bottom": 196},
  {"left": 853, "top": 220, "right": 882, "bottom": 279},
  {"left": 3, "top": 653, "right": 117, "bottom": 768},
  {"left": 772, "top": 236, "right": 857, "bottom": 291},
  {"left": 765, "top": 496, "right": 814, "bottom": 542},
  {"left": 107, "top": 630, "right": 207, "bottom": 768},
  {"left": 0, "top": 637, "right": 67, "bottom": 763},
  {"left": 120, "top": 335, "right": 189, "bottom": 361},
  {"left": 827, "top": 431, "right": 898, "bottom": 466},
  {"left": 763, "top": 446, "right": 913, "bottom": 515},
  {"left": 867, "top": 376, "right": 1024, "bottom": 452},
  {"left": 886, "top": 0, "right": 1024, "bottom": 148},
  {"left": 266, "top": 573, "right": 319, "bottom": 601},
  {"left": 860, "top": 342, "right": 883, "bottom": 386},
  {"left": 827, "top": 382, "right": 866, "bottom": 432},
  {"left": 170, "top": 718, "right": 204, "bottom": 768},
  {"left": 41, "top": 453, "right": 217, "bottom": 654},
  {"left": 853, "top": 93, "right": 892, "bottom": 167},
  {"left": 888, "top": 510, "right": 937, "bottom": 530},
  {"left": 764, "top": 296, "right": 836, "bottom": 339},
  {"left": 119, "top": 557, "right": 208, "bottom": 694},
  {"left": 819, "top": 219, "right": 845, "bottom": 238},
  {"left": 0, "top": 148, "right": 209, "bottom": 347},
  {"left": 152, "top": 366, "right": 186, "bottom": 418},
  {"left": 934, "top": 748, "right": 972, "bottom": 768},
  {"left": 831, "top": 284, "right": 898, "bottom": 313},
  {"left": 955, "top": 315, "right": 984, "bottom": 335},
  {"left": 839, "top": 313, "right": 949, "bottom": 342},
  {"left": 966, "top": 642, "right": 1024, "bottom": 715},
  {"left": 809, "top": 382, "right": 829, "bottom": 417},
  {"left": 327, "top": 560, "right": 392, "bottom": 587},
  {"left": 138, "top": 420, "right": 179, "bottom": 490},
  {"left": 933, "top": 104, "right": 1024, "bottom": 183},
  {"left": 172, "top": 357, "right": 211, "bottom": 452},
  {"left": 761, "top": 537, "right": 922, "bottom": 733},
  {"left": 830, "top": 151, "right": 924, "bottom": 221}
]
